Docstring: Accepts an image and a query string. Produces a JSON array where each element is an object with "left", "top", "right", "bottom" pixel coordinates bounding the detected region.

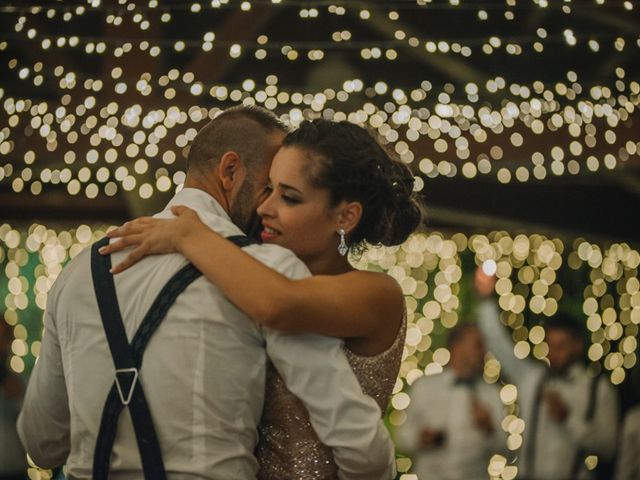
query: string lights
[
  {"left": 355, "top": 232, "right": 639, "bottom": 477},
  {"left": 1, "top": 2, "right": 638, "bottom": 478},
  {"left": 1, "top": 1, "right": 639, "bottom": 205}
]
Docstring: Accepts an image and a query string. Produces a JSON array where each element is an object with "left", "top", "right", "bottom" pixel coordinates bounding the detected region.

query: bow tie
[
  {"left": 545, "top": 369, "right": 573, "bottom": 382},
  {"left": 454, "top": 376, "right": 477, "bottom": 387}
]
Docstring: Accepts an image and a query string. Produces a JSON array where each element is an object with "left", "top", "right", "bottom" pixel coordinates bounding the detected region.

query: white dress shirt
[
  {"left": 477, "top": 300, "right": 619, "bottom": 480},
  {"left": 396, "top": 368, "right": 506, "bottom": 480},
  {"left": 615, "top": 406, "right": 640, "bottom": 480},
  {"left": 18, "top": 187, "right": 395, "bottom": 480}
]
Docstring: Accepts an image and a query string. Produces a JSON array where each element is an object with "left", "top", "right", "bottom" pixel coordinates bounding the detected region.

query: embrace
[{"left": 18, "top": 105, "right": 423, "bottom": 479}]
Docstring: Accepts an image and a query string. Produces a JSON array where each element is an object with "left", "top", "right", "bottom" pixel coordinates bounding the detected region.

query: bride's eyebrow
[{"left": 279, "top": 183, "right": 303, "bottom": 194}]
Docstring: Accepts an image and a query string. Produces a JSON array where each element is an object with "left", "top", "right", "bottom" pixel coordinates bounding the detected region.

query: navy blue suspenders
[{"left": 90, "top": 234, "right": 253, "bottom": 479}]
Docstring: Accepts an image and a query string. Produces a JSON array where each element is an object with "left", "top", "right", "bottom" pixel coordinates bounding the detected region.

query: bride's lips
[{"left": 260, "top": 224, "right": 281, "bottom": 242}]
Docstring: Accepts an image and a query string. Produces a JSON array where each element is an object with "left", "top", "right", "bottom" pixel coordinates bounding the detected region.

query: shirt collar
[
  {"left": 162, "top": 187, "right": 244, "bottom": 237},
  {"left": 442, "top": 368, "right": 480, "bottom": 387},
  {"left": 546, "top": 363, "right": 583, "bottom": 382},
  {"left": 164, "top": 187, "right": 229, "bottom": 219}
]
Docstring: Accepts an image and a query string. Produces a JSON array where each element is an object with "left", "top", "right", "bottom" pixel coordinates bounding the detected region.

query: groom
[{"left": 18, "top": 105, "right": 395, "bottom": 479}]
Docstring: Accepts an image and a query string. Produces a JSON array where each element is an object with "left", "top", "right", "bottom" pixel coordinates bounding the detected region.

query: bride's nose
[{"left": 257, "top": 194, "right": 275, "bottom": 218}]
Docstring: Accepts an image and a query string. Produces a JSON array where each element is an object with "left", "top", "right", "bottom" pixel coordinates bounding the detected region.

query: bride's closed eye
[{"left": 281, "top": 194, "right": 302, "bottom": 205}]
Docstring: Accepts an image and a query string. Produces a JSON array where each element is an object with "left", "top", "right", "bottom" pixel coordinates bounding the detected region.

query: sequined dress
[{"left": 256, "top": 313, "right": 407, "bottom": 479}]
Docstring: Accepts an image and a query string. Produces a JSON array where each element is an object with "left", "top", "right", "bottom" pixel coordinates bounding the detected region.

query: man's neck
[
  {"left": 184, "top": 175, "right": 229, "bottom": 214},
  {"left": 450, "top": 361, "right": 477, "bottom": 380}
]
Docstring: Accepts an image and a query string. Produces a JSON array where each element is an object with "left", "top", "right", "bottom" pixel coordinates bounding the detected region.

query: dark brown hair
[
  {"left": 283, "top": 119, "right": 424, "bottom": 251},
  {"left": 187, "top": 105, "right": 287, "bottom": 176}
]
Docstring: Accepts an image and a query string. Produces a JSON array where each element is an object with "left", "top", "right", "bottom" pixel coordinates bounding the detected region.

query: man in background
[
  {"left": 397, "top": 324, "right": 505, "bottom": 479},
  {"left": 475, "top": 267, "right": 618, "bottom": 479}
]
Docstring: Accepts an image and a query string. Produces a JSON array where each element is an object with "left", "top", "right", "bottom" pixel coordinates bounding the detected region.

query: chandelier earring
[{"left": 337, "top": 229, "right": 348, "bottom": 256}]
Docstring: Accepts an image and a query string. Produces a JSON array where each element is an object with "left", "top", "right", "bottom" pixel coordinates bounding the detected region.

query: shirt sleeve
[
  {"left": 477, "top": 299, "right": 538, "bottom": 382},
  {"left": 17, "top": 277, "right": 71, "bottom": 468},
  {"left": 262, "top": 250, "right": 396, "bottom": 480}
]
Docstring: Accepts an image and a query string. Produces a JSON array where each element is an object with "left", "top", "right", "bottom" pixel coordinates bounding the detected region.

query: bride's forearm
[
  {"left": 174, "top": 224, "right": 403, "bottom": 343},
  {"left": 105, "top": 212, "right": 401, "bottom": 341},
  {"left": 175, "top": 226, "right": 297, "bottom": 330}
]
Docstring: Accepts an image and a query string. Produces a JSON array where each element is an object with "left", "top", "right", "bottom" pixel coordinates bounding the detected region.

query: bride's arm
[{"left": 102, "top": 206, "right": 404, "bottom": 344}]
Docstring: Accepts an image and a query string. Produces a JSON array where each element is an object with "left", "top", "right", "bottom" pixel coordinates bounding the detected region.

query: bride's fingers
[
  {"left": 110, "top": 245, "right": 148, "bottom": 274},
  {"left": 106, "top": 217, "right": 155, "bottom": 238},
  {"left": 106, "top": 225, "right": 125, "bottom": 238},
  {"left": 107, "top": 222, "right": 139, "bottom": 238},
  {"left": 98, "top": 235, "right": 144, "bottom": 255},
  {"left": 171, "top": 205, "right": 194, "bottom": 216}
]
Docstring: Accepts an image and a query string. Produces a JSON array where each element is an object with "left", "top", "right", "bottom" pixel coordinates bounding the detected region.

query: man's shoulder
[
  {"left": 243, "top": 243, "right": 310, "bottom": 279},
  {"left": 42, "top": 242, "right": 96, "bottom": 313},
  {"left": 54, "top": 242, "right": 93, "bottom": 284}
]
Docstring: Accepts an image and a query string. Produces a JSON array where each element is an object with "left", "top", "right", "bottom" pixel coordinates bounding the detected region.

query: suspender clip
[{"left": 115, "top": 367, "right": 139, "bottom": 406}]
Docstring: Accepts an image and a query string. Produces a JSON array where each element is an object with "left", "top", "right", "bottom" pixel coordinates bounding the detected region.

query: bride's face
[{"left": 256, "top": 146, "right": 340, "bottom": 264}]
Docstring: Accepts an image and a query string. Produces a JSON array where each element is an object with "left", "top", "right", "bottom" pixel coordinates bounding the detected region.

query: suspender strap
[
  {"left": 226, "top": 234, "right": 256, "bottom": 248},
  {"left": 91, "top": 233, "right": 254, "bottom": 479},
  {"left": 528, "top": 371, "right": 600, "bottom": 479},
  {"left": 91, "top": 237, "right": 170, "bottom": 480},
  {"left": 570, "top": 375, "right": 600, "bottom": 477},
  {"left": 524, "top": 372, "right": 545, "bottom": 477},
  {"left": 584, "top": 375, "right": 599, "bottom": 420}
]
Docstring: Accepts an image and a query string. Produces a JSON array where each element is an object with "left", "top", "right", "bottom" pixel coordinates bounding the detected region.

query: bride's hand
[{"left": 99, "top": 205, "right": 203, "bottom": 273}]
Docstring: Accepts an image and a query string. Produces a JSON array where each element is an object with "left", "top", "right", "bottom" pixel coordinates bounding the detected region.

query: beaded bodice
[{"left": 256, "top": 313, "right": 407, "bottom": 479}]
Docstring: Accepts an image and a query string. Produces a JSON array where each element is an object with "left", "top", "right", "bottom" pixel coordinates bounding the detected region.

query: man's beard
[
  {"left": 244, "top": 210, "right": 264, "bottom": 242},
  {"left": 229, "top": 179, "right": 262, "bottom": 242}
]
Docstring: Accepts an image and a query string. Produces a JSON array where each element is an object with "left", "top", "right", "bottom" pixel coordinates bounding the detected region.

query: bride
[{"left": 102, "top": 119, "right": 423, "bottom": 478}]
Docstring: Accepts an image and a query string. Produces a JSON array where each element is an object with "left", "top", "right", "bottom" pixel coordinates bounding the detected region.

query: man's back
[{"left": 19, "top": 190, "right": 309, "bottom": 479}]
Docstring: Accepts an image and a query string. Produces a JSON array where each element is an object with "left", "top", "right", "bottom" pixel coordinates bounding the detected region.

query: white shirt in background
[
  {"left": 615, "top": 406, "right": 640, "bottom": 480},
  {"left": 396, "top": 368, "right": 506, "bottom": 480},
  {"left": 477, "top": 300, "right": 618, "bottom": 480}
]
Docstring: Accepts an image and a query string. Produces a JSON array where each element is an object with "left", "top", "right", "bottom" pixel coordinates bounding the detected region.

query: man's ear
[
  {"left": 335, "top": 201, "right": 363, "bottom": 236},
  {"left": 217, "top": 151, "right": 245, "bottom": 192}
]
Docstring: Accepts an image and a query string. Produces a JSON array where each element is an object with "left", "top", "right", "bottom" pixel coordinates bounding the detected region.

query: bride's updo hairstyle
[{"left": 283, "top": 119, "right": 424, "bottom": 252}]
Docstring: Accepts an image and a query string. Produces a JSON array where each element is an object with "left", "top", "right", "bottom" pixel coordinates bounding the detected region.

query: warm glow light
[{"left": 1, "top": 5, "right": 636, "bottom": 477}]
